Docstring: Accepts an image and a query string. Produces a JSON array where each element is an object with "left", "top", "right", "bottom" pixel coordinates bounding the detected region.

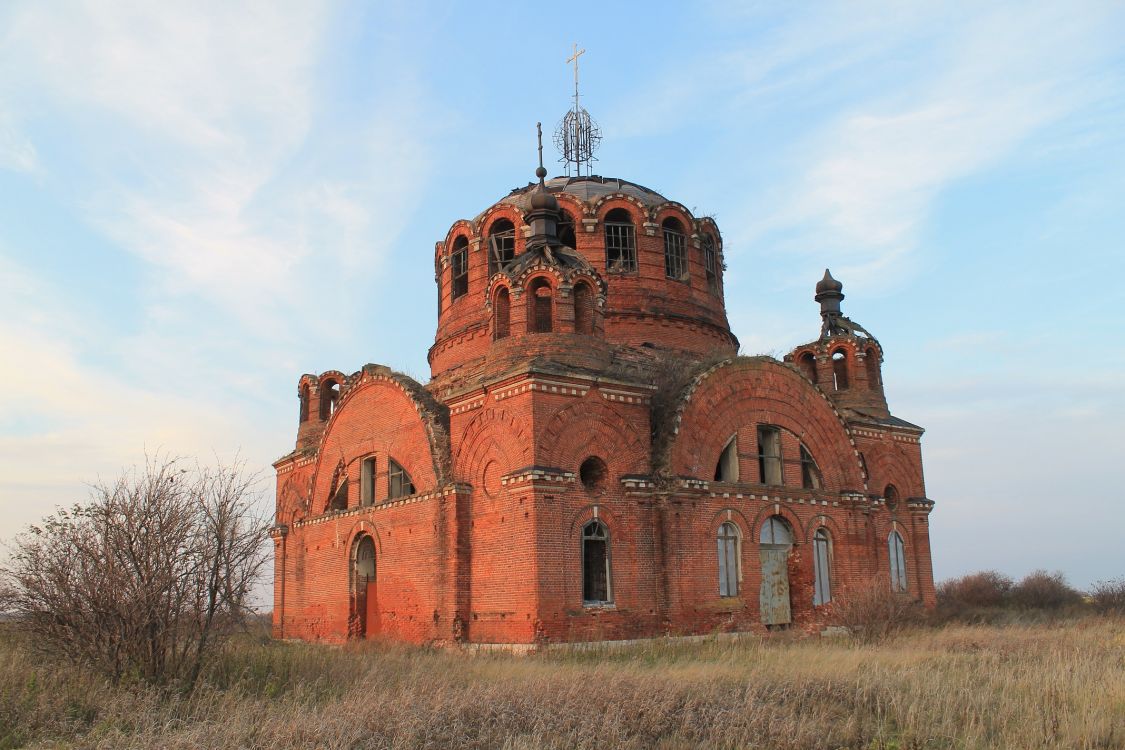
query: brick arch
[
  {"left": 863, "top": 446, "right": 924, "bottom": 499},
  {"left": 593, "top": 195, "right": 646, "bottom": 224},
  {"left": 475, "top": 204, "right": 525, "bottom": 241},
  {"left": 749, "top": 503, "right": 805, "bottom": 544},
  {"left": 454, "top": 407, "right": 533, "bottom": 484},
  {"left": 538, "top": 397, "right": 648, "bottom": 479},
  {"left": 650, "top": 201, "right": 695, "bottom": 226},
  {"left": 555, "top": 193, "right": 590, "bottom": 219},
  {"left": 664, "top": 357, "right": 864, "bottom": 490},
  {"left": 344, "top": 520, "right": 383, "bottom": 560},
  {"left": 278, "top": 475, "right": 308, "bottom": 525},
  {"left": 566, "top": 503, "right": 624, "bottom": 539},
  {"left": 804, "top": 513, "right": 843, "bottom": 543},
  {"left": 705, "top": 507, "right": 753, "bottom": 537}
]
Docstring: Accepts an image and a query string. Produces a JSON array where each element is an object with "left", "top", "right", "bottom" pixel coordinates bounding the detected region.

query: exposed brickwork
[{"left": 272, "top": 175, "right": 936, "bottom": 646}]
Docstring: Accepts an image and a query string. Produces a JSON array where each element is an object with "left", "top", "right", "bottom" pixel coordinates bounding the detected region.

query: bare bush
[
  {"left": 936, "top": 570, "right": 1012, "bottom": 610},
  {"left": 1089, "top": 577, "right": 1125, "bottom": 614},
  {"left": 0, "top": 456, "right": 268, "bottom": 689},
  {"left": 1010, "top": 569, "right": 1083, "bottom": 610},
  {"left": 827, "top": 576, "right": 923, "bottom": 642}
]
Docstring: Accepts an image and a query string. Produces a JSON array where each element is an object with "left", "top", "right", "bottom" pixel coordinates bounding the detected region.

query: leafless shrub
[
  {"left": 826, "top": 576, "right": 923, "bottom": 642},
  {"left": 1089, "top": 577, "right": 1125, "bottom": 614},
  {"left": 0, "top": 455, "right": 268, "bottom": 689},
  {"left": 937, "top": 570, "right": 1013, "bottom": 609},
  {"left": 1010, "top": 569, "right": 1083, "bottom": 610}
]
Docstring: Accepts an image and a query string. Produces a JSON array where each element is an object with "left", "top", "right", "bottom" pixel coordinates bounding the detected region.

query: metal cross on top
[{"left": 567, "top": 43, "right": 585, "bottom": 109}]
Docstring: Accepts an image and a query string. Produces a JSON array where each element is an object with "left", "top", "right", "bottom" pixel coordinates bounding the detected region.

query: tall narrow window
[
  {"left": 832, "top": 350, "right": 849, "bottom": 391},
  {"left": 319, "top": 379, "right": 340, "bottom": 420},
  {"left": 573, "top": 281, "right": 594, "bottom": 335},
  {"left": 557, "top": 211, "right": 576, "bottom": 249},
  {"left": 663, "top": 217, "right": 688, "bottom": 280},
  {"left": 528, "top": 277, "right": 553, "bottom": 333},
  {"left": 757, "top": 426, "right": 782, "bottom": 485},
  {"left": 582, "top": 520, "right": 611, "bottom": 603},
  {"left": 865, "top": 347, "right": 880, "bottom": 386},
  {"left": 604, "top": 209, "right": 636, "bottom": 272},
  {"left": 329, "top": 478, "right": 348, "bottom": 511},
  {"left": 488, "top": 220, "right": 515, "bottom": 276},
  {"left": 494, "top": 287, "right": 511, "bottom": 340},
  {"left": 717, "top": 521, "right": 741, "bottom": 597},
  {"left": 798, "top": 352, "right": 817, "bottom": 383},
  {"left": 702, "top": 234, "right": 718, "bottom": 292},
  {"left": 714, "top": 435, "right": 738, "bottom": 482},
  {"left": 451, "top": 236, "right": 469, "bottom": 300},
  {"left": 813, "top": 528, "right": 832, "bottom": 605},
  {"left": 799, "top": 444, "right": 821, "bottom": 490},
  {"left": 889, "top": 530, "right": 908, "bottom": 592},
  {"left": 360, "top": 457, "right": 375, "bottom": 506},
  {"left": 388, "top": 459, "right": 414, "bottom": 499},
  {"left": 299, "top": 383, "right": 310, "bottom": 423}
]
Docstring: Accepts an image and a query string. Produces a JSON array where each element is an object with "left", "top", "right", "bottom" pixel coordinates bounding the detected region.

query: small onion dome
[
  {"left": 530, "top": 185, "right": 558, "bottom": 211},
  {"left": 816, "top": 268, "right": 843, "bottom": 295}
]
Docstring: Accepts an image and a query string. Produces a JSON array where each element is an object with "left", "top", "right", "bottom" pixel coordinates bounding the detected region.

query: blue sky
[{"left": 1, "top": 1, "right": 1123, "bottom": 588}]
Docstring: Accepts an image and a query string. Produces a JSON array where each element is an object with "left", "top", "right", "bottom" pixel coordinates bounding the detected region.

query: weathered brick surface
[{"left": 272, "top": 176, "right": 936, "bottom": 645}]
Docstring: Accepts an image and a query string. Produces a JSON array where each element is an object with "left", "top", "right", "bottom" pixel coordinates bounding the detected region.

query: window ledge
[{"left": 582, "top": 601, "right": 616, "bottom": 610}]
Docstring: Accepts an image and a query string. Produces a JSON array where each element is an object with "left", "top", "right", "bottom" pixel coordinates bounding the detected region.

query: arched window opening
[
  {"left": 582, "top": 520, "right": 612, "bottom": 604},
  {"left": 662, "top": 217, "right": 688, "bottom": 280},
  {"left": 352, "top": 535, "right": 377, "bottom": 638},
  {"left": 451, "top": 236, "right": 469, "bottom": 300},
  {"left": 756, "top": 425, "right": 782, "bottom": 485},
  {"left": 798, "top": 352, "right": 817, "bottom": 383},
  {"left": 354, "top": 536, "right": 375, "bottom": 584},
  {"left": 800, "top": 444, "right": 821, "bottom": 490},
  {"left": 528, "top": 277, "right": 553, "bottom": 333},
  {"left": 573, "top": 281, "right": 595, "bottom": 335},
  {"left": 388, "top": 459, "right": 414, "bottom": 499},
  {"left": 494, "top": 287, "right": 511, "bottom": 340},
  {"left": 832, "top": 350, "right": 849, "bottom": 391},
  {"left": 360, "top": 457, "right": 376, "bottom": 506},
  {"left": 714, "top": 435, "right": 739, "bottom": 482},
  {"left": 298, "top": 383, "right": 310, "bottom": 423},
  {"left": 579, "top": 456, "right": 608, "bottom": 492},
  {"left": 329, "top": 477, "right": 349, "bottom": 511},
  {"left": 557, "top": 211, "right": 576, "bottom": 249},
  {"left": 702, "top": 234, "right": 718, "bottom": 292},
  {"left": 319, "top": 380, "right": 340, "bottom": 420},
  {"left": 813, "top": 528, "right": 832, "bottom": 605},
  {"left": 717, "top": 521, "right": 741, "bottom": 597},
  {"left": 488, "top": 219, "right": 515, "bottom": 276},
  {"left": 888, "top": 530, "right": 908, "bottom": 592},
  {"left": 865, "top": 347, "right": 881, "bottom": 386},
  {"left": 604, "top": 208, "right": 636, "bottom": 273},
  {"left": 759, "top": 515, "right": 793, "bottom": 625},
  {"left": 884, "top": 484, "right": 899, "bottom": 510}
]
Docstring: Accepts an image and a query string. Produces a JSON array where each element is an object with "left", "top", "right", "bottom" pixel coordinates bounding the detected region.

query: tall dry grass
[{"left": 2, "top": 617, "right": 1123, "bottom": 749}]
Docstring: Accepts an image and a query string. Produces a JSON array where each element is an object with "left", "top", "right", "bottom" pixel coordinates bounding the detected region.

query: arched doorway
[
  {"left": 352, "top": 535, "right": 377, "bottom": 638},
  {"left": 759, "top": 516, "right": 793, "bottom": 626}
]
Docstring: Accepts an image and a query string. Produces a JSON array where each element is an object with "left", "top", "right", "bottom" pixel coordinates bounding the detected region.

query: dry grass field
[{"left": 1, "top": 617, "right": 1123, "bottom": 750}]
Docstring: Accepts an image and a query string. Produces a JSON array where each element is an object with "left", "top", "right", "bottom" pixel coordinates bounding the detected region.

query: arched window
[
  {"left": 714, "top": 434, "right": 738, "bottom": 482},
  {"left": 717, "top": 521, "right": 741, "bottom": 597},
  {"left": 451, "top": 236, "right": 469, "bottom": 300},
  {"left": 865, "top": 347, "right": 880, "bottom": 386},
  {"left": 604, "top": 208, "right": 636, "bottom": 272},
  {"left": 662, "top": 217, "right": 688, "bottom": 280},
  {"left": 884, "top": 484, "right": 899, "bottom": 510},
  {"left": 528, "top": 277, "right": 553, "bottom": 333},
  {"left": 756, "top": 425, "right": 782, "bottom": 485},
  {"left": 329, "top": 474, "right": 348, "bottom": 511},
  {"left": 319, "top": 379, "right": 340, "bottom": 420},
  {"left": 799, "top": 444, "right": 821, "bottom": 490},
  {"left": 759, "top": 515, "right": 793, "bottom": 625},
  {"left": 354, "top": 536, "right": 375, "bottom": 584},
  {"left": 360, "top": 457, "right": 376, "bottom": 506},
  {"left": 557, "top": 210, "right": 576, "bottom": 249},
  {"left": 573, "top": 281, "right": 594, "bottom": 335},
  {"left": 582, "top": 520, "right": 612, "bottom": 603},
  {"left": 488, "top": 219, "right": 515, "bottom": 276},
  {"left": 888, "top": 530, "right": 908, "bottom": 592},
  {"left": 352, "top": 535, "right": 377, "bottom": 637},
  {"left": 798, "top": 352, "right": 817, "bottom": 383},
  {"left": 813, "top": 528, "right": 832, "bottom": 605},
  {"left": 298, "top": 383, "right": 310, "bottom": 423},
  {"left": 832, "top": 350, "right": 849, "bottom": 391},
  {"left": 388, "top": 458, "right": 414, "bottom": 499},
  {"left": 760, "top": 516, "right": 793, "bottom": 546},
  {"left": 493, "top": 287, "right": 511, "bottom": 340},
  {"left": 702, "top": 233, "right": 718, "bottom": 292}
]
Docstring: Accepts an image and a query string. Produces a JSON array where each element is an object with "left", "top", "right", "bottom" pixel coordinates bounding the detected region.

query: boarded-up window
[
  {"left": 582, "top": 520, "right": 611, "bottom": 603},
  {"left": 573, "top": 281, "right": 594, "bottom": 335},
  {"left": 388, "top": 459, "right": 414, "bottom": 499},
  {"left": 451, "top": 236, "right": 469, "bottom": 300},
  {"left": 604, "top": 209, "right": 636, "bottom": 272},
  {"left": 528, "top": 278, "right": 552, "bottom": 333},
  {"left": 717, "top": 521, "right": 741, "bottom": 597},
  {"left": 832, "top": 350, "right": 849, "bottom": 391},
  {"left": 488, "top": 220, "right": 515, "bottom": 276},
  {"left": 757, "top": 426, "right": 782, "bottom": 485},
  {"left": 663, "top": 217, "right": 688, "bottom": 280},
  {"left": 494, "top": 287, "right": 510, "bottom": 340},
  {"left": 360, "top": 457, "right": 375, "bottom": 506},
  {"left": 813, "top": 528, "right": 832, "bottom": 605},
  {"left": 800, "top": 444, "right": 821, "bottom": 490},
  {"left": 759, "top": 515, "right": 793, "bottom": 625},
  {"left": 714, "top": 435, "right": 738, "bottom": 482},
  {"left": 889, "top": 530, "right": 908, "bottom": 592}
]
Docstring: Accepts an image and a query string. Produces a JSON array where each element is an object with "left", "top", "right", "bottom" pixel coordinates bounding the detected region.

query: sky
[{"left": 1, "top": 0, "right": 1123, "bottom": 590}]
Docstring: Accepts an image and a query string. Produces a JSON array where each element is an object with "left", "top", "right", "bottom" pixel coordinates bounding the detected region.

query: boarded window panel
[
  {"left": 718, "top": 522, "right": 740, "bottom": 597},
  {"left": 759, "top": 515, "right": 793, "bottom": 625},
  {"left": 582, "top": 521, "right": 611, "bottom": 603},
  {"left": 813, "top": 528, "right": 832, "bottom": 605}
]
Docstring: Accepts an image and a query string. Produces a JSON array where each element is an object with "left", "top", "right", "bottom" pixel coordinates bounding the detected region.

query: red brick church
[{"left": 270, "top": 131, "right": 936, "bottom": 644}]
